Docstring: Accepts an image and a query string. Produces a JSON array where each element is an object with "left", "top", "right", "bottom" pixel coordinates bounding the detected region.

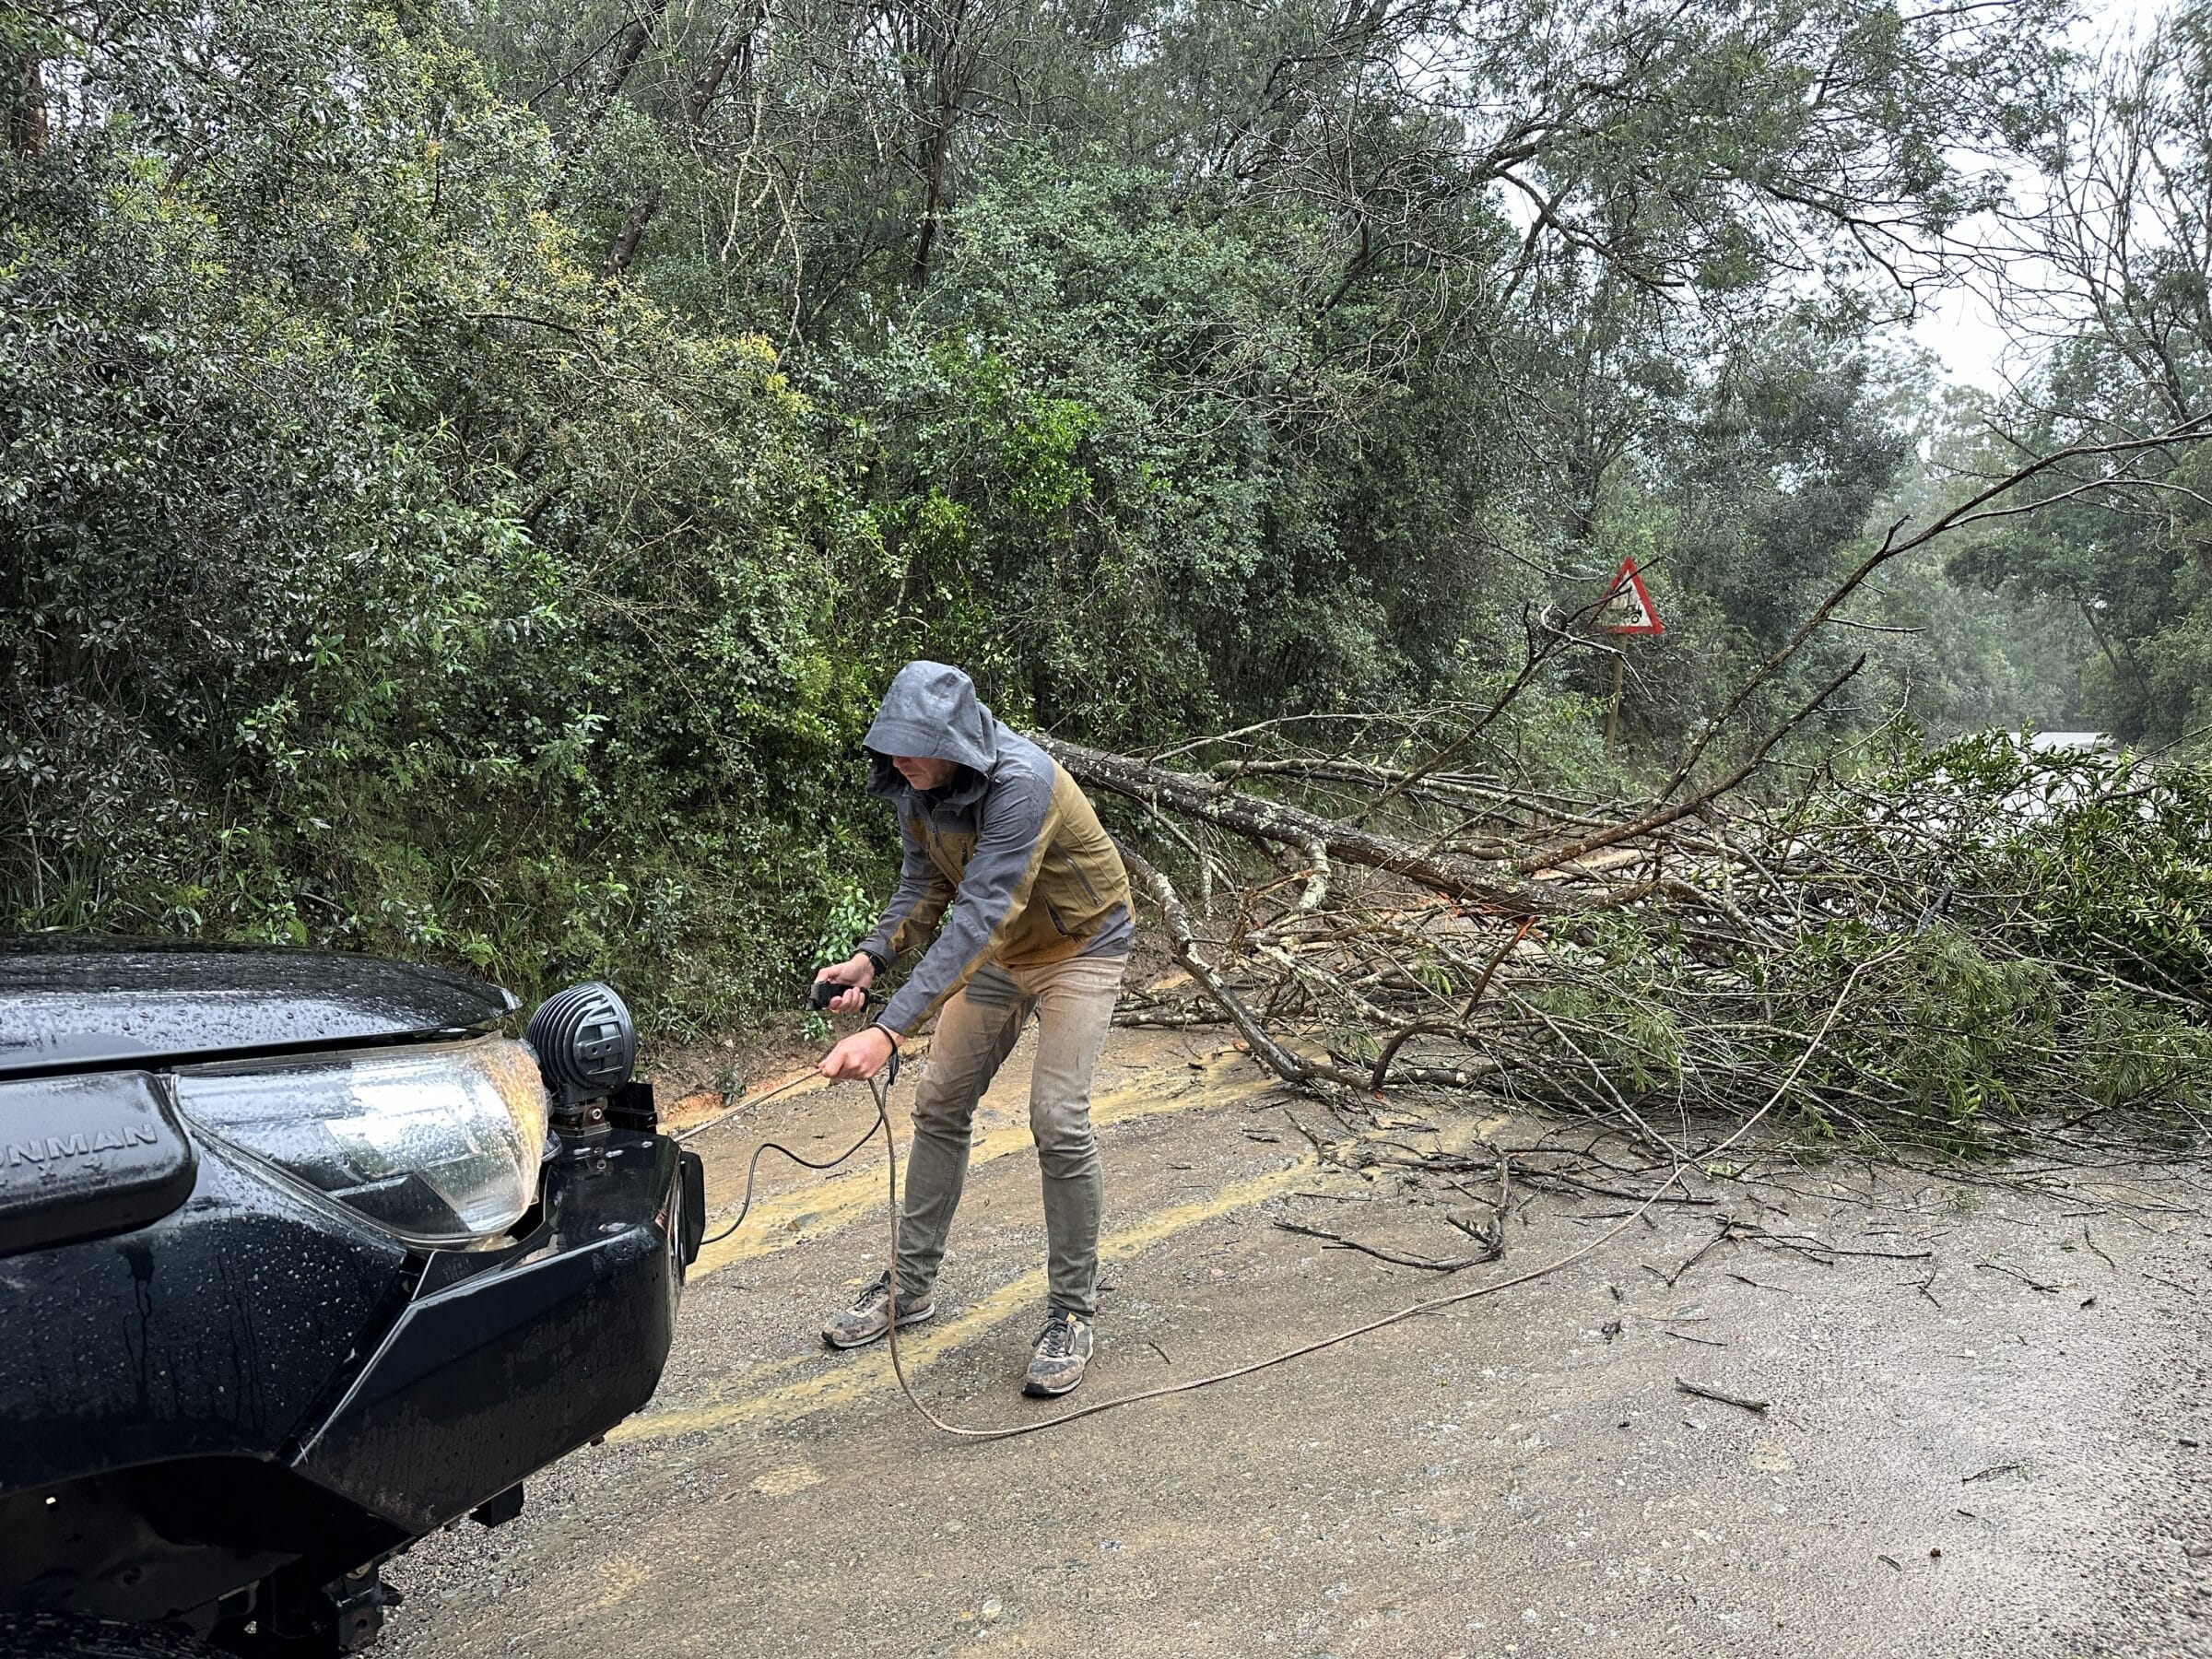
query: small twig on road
[
  {"left": 1724, "top": 1272, "right": 1794, "bottom": 1294},
  {"left": 1533, "top": 1168, "right": 1718, "bottom": 1206},
  {"left": 1442, "top": 1210, "right": 1504, "bottom": 1260},
  {"left": 1274, "top": 1220, "right": 1491, "bottom": 1271},
  {"left": 1675, "top": 1377, "right": 1770, "bottom": 1415},
  {"left": 1665, "top": 1329, "right": 1728, "bottom": 1348},
  {"left": 1437, "top": 1143, "right": 1511, "bottom": 1262},
  {"left": 1961, "top": 1463, "right": 2023, "bottom": 1484},
  {"left": 1976, "top": 1261, "right": 2061, "bottom": 1293},
  {"left": 1664, "top": 1218, "right": 1738, "bottom": 1288},
  {"left": 1747, "top": 1229, "right": 1932, "bottom": 1263}
]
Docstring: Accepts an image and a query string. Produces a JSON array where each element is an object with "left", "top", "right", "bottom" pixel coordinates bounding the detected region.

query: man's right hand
[{"left": 813, "top": 953, "right": 877, "bottom": 1016}]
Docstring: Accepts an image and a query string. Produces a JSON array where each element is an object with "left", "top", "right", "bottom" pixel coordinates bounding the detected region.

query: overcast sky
[{"left": 1907, "top": 0, "right": 2171, "bottom": 391}]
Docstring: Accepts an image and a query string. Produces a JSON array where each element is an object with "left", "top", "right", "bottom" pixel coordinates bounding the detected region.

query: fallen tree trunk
[{"left": 1049, "top": 738, "right": 1562, "bottom": 915}]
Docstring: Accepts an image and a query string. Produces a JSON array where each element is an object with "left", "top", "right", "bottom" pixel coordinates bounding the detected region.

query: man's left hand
[{"left": 819, "top": 1025, "right": 897, "bottom": 1081}]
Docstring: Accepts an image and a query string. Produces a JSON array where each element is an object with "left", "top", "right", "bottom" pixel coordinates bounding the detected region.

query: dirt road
[{"left": 383, "top": 1028, "right": 2211, "bottom": 1658}]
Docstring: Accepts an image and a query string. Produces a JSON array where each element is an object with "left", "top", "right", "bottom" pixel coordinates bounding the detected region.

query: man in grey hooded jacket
[{"left": 814, "top": 661, "right": 1132, "bottom": 1396}]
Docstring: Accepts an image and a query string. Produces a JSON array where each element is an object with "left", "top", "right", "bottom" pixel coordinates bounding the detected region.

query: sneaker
[
  {"left": 1023, "top": 1309, "right": 1094, "bottom": 1397},
  {"left": 820, "top": 1272, "right": 935, "bottom": 1349}
]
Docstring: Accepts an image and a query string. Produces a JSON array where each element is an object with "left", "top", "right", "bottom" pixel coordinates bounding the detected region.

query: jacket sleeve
[
  {"left": 854, "top": 817, "right": 955, "bottom": 970},
  {"left": 875, "top": 767, "right": 1058, "bottom": 1036}
]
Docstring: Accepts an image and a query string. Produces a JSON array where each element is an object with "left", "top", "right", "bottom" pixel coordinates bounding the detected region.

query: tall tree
[{"left": 1951, "top": 3, "right": 2212, "bottom": 739}]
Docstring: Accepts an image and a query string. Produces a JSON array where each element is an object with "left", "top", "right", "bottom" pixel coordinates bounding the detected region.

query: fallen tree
[
  {"left": 1085, "top": 722, "right": 2212, "bottom": 1160},
  {"left": 1041, "top": 425, "right": 2212, "bottom": 1161}
]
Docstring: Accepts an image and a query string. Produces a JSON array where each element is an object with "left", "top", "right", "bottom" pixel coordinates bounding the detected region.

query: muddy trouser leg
[
  {"left": 1016, "top": 953, "right": 1127, "bottom": 1321},
  {"left": 894, "top": 963, "right": 1031, "bottom": 1302}
]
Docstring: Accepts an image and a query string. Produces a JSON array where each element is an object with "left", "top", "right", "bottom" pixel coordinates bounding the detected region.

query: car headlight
[{"left": 176, "top": 1039, "right": 550, "bottom": 1246}]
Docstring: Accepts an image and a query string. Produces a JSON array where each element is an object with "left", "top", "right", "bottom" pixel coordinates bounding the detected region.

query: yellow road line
[
  {"left": 686, "top": 1053, "right": 1275, "bottom": 1281},
  {"left": 617, "top": 1154, "right": 1314, "bottom": 1444}
]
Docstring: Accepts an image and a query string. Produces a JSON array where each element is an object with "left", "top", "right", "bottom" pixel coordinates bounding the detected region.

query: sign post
[{"left": 1598, "top": 555, "right": 1664, "bottom": 759}]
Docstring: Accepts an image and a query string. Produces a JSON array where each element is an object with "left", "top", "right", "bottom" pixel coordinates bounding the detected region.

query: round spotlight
[{"left": 525, "top": 982, "right": 637, "bottom": 1112}]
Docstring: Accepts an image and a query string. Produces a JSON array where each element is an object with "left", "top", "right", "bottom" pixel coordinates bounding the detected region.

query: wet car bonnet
[{"left": 0, "top": 938, "right": 518, "bottom": 1078}]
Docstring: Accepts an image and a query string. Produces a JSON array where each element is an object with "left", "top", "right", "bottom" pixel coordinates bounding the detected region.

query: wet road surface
[{"left": 382, "top": 1029, "right": 2212, "bottom": 1657}]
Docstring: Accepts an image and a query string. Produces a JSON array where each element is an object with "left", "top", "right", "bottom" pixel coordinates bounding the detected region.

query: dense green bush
[{"left": 0, "top": 12, "right": 879, "bottom": 1024}]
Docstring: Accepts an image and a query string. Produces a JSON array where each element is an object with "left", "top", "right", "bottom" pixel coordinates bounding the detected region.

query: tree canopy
[{"left": 2, "top": 0, "right": 2202, "bottom": 1023}]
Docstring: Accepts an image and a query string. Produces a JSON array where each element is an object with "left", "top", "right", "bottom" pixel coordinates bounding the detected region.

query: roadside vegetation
[{"left": 3, "top": 1, "right": 2206, "bottom": 1138}]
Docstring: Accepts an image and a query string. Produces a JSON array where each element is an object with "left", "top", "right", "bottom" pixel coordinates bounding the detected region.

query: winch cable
[
  {"left": 683, "top": 981, "right": 900, "bottom": 1255},
  {"left": 692, "top": 1102, "right": 884, "bottom": 1251},
  {"left": 691, "top": 958, "right": 1873, "bottom": 1442},
  {"left": 688, "top": 1047, "right": 907, "bottom": 1250}
]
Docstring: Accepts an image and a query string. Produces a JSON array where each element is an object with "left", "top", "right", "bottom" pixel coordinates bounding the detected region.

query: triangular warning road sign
[{"left": 1599, "top": 555, "right": 1664, "bottom": 635}]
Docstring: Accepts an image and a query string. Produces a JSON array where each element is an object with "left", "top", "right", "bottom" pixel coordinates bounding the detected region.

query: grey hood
[
  {"left": 863, "top": 661, "right": 1002, "bottom": 804},
  {"left": 853, "top": 658, "right": 1133, "bottom": 1032}
]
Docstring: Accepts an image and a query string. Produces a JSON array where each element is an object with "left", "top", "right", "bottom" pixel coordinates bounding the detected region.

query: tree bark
[
  {"left": 1043, "top": 737, "right": 1559, "bottom": 914},
  {"left": 546, "top": 1, "right": 671, "bottom": 209},
  {"left": 600, "top": 7, "right": 763, "bottom": 276},
  {"left": 9, "top": 51, "right": 48, "bottom": 158},
  {"left": 604, "top": 183, "right": 665, "bottom": 275}
]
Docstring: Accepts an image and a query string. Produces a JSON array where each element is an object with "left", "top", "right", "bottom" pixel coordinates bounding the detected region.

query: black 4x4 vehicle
[{"left": 0, "top": 940, "right": 703, "bottom": 1658}]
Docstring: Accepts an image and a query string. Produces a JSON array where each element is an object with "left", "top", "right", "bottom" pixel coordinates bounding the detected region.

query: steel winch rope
[
  {"left": 680, "top": 984, "right": 897, "bottom": 1255},
  {"left": 695, "top": 957, "right": 1877, "bottom": 1441},
  {"left": 692, "top": 1102, "right": 884, "bottom": 1251},
  {"left": 688, "top": 1056, "right": 901, "bottom": 1249}
]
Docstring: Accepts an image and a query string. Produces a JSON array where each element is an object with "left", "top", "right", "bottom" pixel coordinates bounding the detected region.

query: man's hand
[
  {"left": 812, "top": 953, "right": 877, "bottom": 1016},
  {"left": 818, "top": 1025, "right": 897, "bottom": 1081}
]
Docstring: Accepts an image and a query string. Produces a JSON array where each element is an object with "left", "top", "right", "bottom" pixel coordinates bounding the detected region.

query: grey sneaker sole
[
  {"left": 821, "top": 1302, "right": 935, "bottom": 1350},
  {"left": 1022, "top": 1364, "right": 1087, "bottom": 1398}
]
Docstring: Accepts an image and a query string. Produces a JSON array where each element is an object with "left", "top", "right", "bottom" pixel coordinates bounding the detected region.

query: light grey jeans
[{"left": 894, "top": 952, "right": 1125, "bottom": 1320}]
